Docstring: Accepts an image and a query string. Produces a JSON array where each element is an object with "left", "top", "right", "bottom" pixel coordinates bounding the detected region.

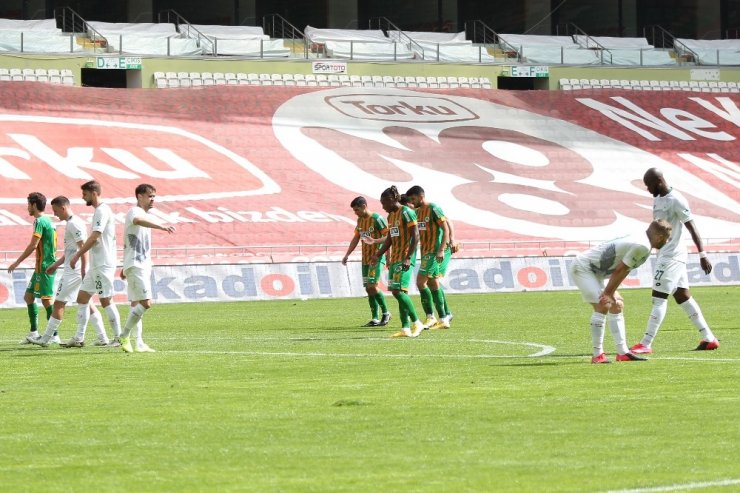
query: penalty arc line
[{"left": 602, "top": 478, "right": 740, "bottom": 493}]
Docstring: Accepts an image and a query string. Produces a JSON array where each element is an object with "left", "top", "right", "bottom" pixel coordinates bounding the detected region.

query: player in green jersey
[
  {"left": 342, "top": 196, "right": 392, "bottom": 327},
  {"left": 7, "top": 192, "right": 58, "bottom": 344},
  {"left": 406, "top": 185, "right": 453, "bottom": 330},
  {"left": 370, "top": 186, "right": 424, "bottom": 338}
]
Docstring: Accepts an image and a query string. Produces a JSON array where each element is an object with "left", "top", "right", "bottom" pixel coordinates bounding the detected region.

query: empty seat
[
  {"left": 348, "top": 75, "right": 361, "bottom": 87},
  {"left": 316, "top": 74, "right": 329, "bottom": 86},
  {"left": 213, "top": 73, "right": 226, "bottom": 85},
  {"left": 382, "top": 75, "right": 395, "bottom": 88},
  {"left": 426, "top": 76, "right": 438, "bottom": 88},
  {"left": 225, "top": 73, "right": 237, "bottom": 85},
  {"left": 405, "top": 76, "right": 417, "bottom": 88},
  {"left": 236, "top": 73, "right": 249, "bottom": 85},
  {"left": 415, "top": 76, "right": 428, "bottom": 88},
  {"left": 62, "top": 75, "right": 75, "bottom": 86},
  {"left": 337, "top": 75, "right": 350, "bottom": 87},
  {"left": 270, "top": 73, "right": 284, "bottom": 86},
  {"left": 293, "top": 73, "right": 306, "bottom": 86},
  {"left": 305, "top": 74, "right": 318, "bottom": 86},
  {"left": 458, "top": 76, "right": 470, "bottom": 88},
  {"left": 10, "top": 68, "right": 23, "bottom": 81},
  {"left": 470, "top": 77, "right": 481, "bottom": 88},
  {"left": 394, "top": 76, "right": 407, "bottom": 88},
  {"left": 247, "top": 73, "right": 259, "bottom": 85},
  {"left": 447, "top": 76, "right": 459, "bottom": 89},
  {"left": 372, "top": 75, "right": 384, "bottom": 87}
]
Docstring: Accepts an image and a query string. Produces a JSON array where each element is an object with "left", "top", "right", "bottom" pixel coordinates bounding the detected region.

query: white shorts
[
  {"left": 55, "top": 272, "right": 82, "bottom": 304},
  {"left": 80, "top": 267, "right": 116, "bottom": 299},
  {"left": 652, "top": 256, "right": 689, "bottom": 295},
  {"left": 125, "top": 267, "right": 152, "bottom": 302},
  {"left": 569, "top": 262, "right": 604, "bottom": 304}
]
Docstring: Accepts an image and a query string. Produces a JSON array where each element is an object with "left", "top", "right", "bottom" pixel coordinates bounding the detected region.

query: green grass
[{"left": 1, "top": 286, "right": 738, "bottom": 492}]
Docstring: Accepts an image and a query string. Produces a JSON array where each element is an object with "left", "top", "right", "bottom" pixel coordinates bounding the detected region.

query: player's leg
[
  {"left": 361, "top": 265, "right": 380, "bottom": 326},
  {"left": 73, "top": 274, "right": 95, "bottom": 344},
  {"left": 569, "top": 263, "right": 608, "bottom": 363},
  {"left": 98, "top": 268, "right": 121, "bottom": 343},
  {"left": 21, "top": 273, "right": 40, "bottom": 343},
  {"left": 633, "top": 258, "right": 678, "bottom": 353},
  {"left": 674, "top": 287, "right": 718, "bottom": 350},
  {"left": 120, "top": 268, "right": 152, "bottom": 353},
  {"left": 417, "top": 254, "right": 435, "bottom": 327},
  {"left": 370, "top": 259, "right": 390, "bottom": 325}
]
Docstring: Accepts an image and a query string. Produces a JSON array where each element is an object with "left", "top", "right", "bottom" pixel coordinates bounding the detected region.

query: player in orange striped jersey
[
  {"left": 405, "top": 186, "right": 453, "bottom": 329},
  {"left": 342, "top": 196, "right": 391, "bottom": 327},
  {"left": 370, "top": 186, "right": 425, "bottom": 338}
]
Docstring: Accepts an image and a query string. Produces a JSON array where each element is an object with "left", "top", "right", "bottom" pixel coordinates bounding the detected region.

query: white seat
[
  {"left": 271, "top": 73, "right": 284, "bottom": 86},
  {"left": 394, "top": 76, "right": 407, "bottom": 88},
  {"left": 282, "top": 73, "right": 296, "bottom": 86},
  {"left": 155, "top": 77, "right": 167, "bottom": 88},
  {"left": 426, "top": 76, "right": 438, "bottom": 88},
  {"left": 60, "top": 69, "right": 73, "bottom": 77},
  {"left": 334, "top": 75, "right": 346, "bottom": 87},
  {"left": 437, "top": 76, "right": 449, "bottom": 89},
  {"left": 35, "top": 68, "right": 47, "bottom": 77},
  {"left": 382, "top": 75, "right": 394, "bottom": 88},
  {"left": 316, "top": 74, "right": 329, "bottom": 87},
  {"left": 213, "top": 73, "right": 226, "bottom": 85},
  {"left": 459, "top": 76, "right": 470, "bottom": 88},
  {"left": 559, "top": 78, "right": 569, "bottom": 87},
  {"left": 165, "top": 71, "right": 177, "bottom": 80},
  {"left": 447, "top": 76, "right": 459, "bottom": 89},
  {"left": 24, "top": 74, "right": 37, "bottom": 82},
  {"left": 179, "top": 77, "right": 192, "bottom": 88},
  {"left": 372, "top": 75, "right": 384, "bottom": 87},
  {"left": 191, "top": 78, "right": 203, "bottom": 87},
  {"left": 293, "top": 74, "right": 306, "bottom": 86},
  {"left": 189, "top": 72, "right": 201, "bottom": 80},
  {"left": 10, "top": 68, "right": 23, "bottom": 81},
  {"left": 167, "top": 78, "right": 180, "bottom": 88},
  {"left": 470, "top": 77, "right": 481, "bottom": 88},
  {"left": 348, "top": 75, "right": 361, "bottom": 87},
  {"left": 62, "top": 75, "right": 75, "bottom": 86},
  {"left": 305, "top": 74, "right": 317, "bottom": 86},
  {"left": 405, "top": 76, "right": 417, "bottom": 88}
]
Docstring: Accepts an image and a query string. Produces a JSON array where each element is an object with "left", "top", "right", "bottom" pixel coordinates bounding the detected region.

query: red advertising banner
[{"left": 0, "top": 83, "right": 738, "bottom": 262}]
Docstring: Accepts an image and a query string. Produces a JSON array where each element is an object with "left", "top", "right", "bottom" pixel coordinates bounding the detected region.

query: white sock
[
  {"left": 641, "top": 297, "right": 668, "bottom": 347},
  {"left": 680, "top": 297, "right": 716, "bottom": 342},
  {"left": 122, "top": 304, "right": 147, "bottom": 338},
  {"left": 43, "top": 317, "right": 62, "bottom": 342},
  {"left": 134, "top": 320, "right": 144, "bottom": 345},
  {"left": 590, "top": 312, "right": 606, "bottom": 356},
  {"left": 105, "top": 304, "right": 121, "bottom": 337},
  {"left": 608, "top": 313, "right": 629, "bottom": 355},
  {"left": 76, "top": 303, "right": 91, "bottom": 340},
  {"left": 89, "top": 308, "right": 107, "bottom": 343}
]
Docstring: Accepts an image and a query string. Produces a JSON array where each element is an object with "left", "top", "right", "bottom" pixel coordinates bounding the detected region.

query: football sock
[
  {"left": 394, "top": 293, "right": 410, "bottom": 328},
  {"left": 680, "top": 297, "right": 716, "bottom": 341},
  {"left": 44, "top": 305, "right": 57, "bottom": 336},
  {"left": 590, "top": 312, "right": 606, "bottom": 356},
  {"left": 27, "top": 303, "right": 39, "bottom": 332},
  {"left": 419, "top": 286, "right": 433, "bottom": 318},
  {"left": 75, "top": 302, "right": 91, "bottom": 340},
  {"left": 375, "top": 292, "right": 388, "bottom": 314},
  {"left": 431, "top": 288, "right": 447, "bottom": 318},
  {"left": 641, "top": 297, "right": 668, "bottom": 347},
  {"left": 43, "top": 317, "right": 61, "bottom": 340},
  {"left": 399, "top": 291, "right": 419, "bottom": 323},
  {"left": 89, "top": 308, "right": 107, "bottom": 342},
  {"left": 608, "top": 312, "right": 629, "bottom": 355},
  {"left": 121, "top": 304, "right": 147, "bottom": 338},
  {"left": 368, "top": 295, "right": 379, "bottom": 320},
  {"left": 133, "top": 320, "right": 144, "bottom": 344},
  {"left": 105, "top": 303, "right": 121, "bottom": 337}
]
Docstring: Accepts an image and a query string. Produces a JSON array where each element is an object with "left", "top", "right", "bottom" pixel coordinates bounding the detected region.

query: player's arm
[
  {"left": 46, "top": 255, "right": 65, "bottom": 274},
  {"left": 371, "top": 233, "right": 392, "bottom": 265},
  {"left": 8, "top": 234, "right": 41, "bottom": 272},
  {"left": 684, "top": 220, "right": 712, "bottom": 275},
  {"left": 447, "top": 218, "right": 459, "bottom": 253},
  {"left": 133, "top": 216, "right": 175, "bottom": 234},
  {"left": 78, "top": 239, "right": 88, "bottom": 278},
  {"left": 70, "top": 231, "right": 100, "bottom": 269},
  {"left": 599, "top": 262, "right": 632, "bottom": 305},
  {"left": 437, "top": 219, "right": 450, "bottom": 262},
  {"left": 404, "top": 224, "right": 419, "bottom": 271},
  {"left": 342, "top": 233, "right": 361, "bottom": 265}
]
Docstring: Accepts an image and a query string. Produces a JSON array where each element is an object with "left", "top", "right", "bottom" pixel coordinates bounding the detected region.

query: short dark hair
[
  {"left": 135, "top": 183, "right": 156, "bottom": 196},
  {"left": 406, "top": 185, "right": 424, "bottom": 197},
  {"left": 81, "top": 180, "right": 101, "bottom": 194},
  {"left": 50, "top": 196, "right": 70, "bottom": 207},
  {"left": 27, "top": 192, "right": 47, "bottom": 211},
  {"left": 350, "top": 196, "right": 367, "bottom": 208},
  {"left": 399, "top": 194, "right": 410, "bottom": 205}
]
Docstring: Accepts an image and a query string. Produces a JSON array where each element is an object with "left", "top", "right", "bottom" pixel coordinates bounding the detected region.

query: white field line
[{"left": 602, "top": 478, "right": 740, "bottom": 493}]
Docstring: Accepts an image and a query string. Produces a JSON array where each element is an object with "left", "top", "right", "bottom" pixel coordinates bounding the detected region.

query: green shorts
[
  {"left": 418, "top": 248, "right": 451, "bottom": 278},
  {"left": 362, "top": 258, "right": 385, "bottom": 286},
  {"left": 388, "top": 261, "right": 414, "bottom": 291},
  {"left": 26, "top": 271, "right": 55, "bottom": 299}
]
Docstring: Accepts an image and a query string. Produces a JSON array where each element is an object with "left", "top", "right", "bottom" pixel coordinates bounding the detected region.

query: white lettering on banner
[
  {"left": 0, "top": 209, "right": 31, "bottom": 225},
  {"left": 1, "top": 254, "right": 738, "bottom": 307},
  {"left": 678, "top": 153, "right": 740, "bottom": 188},
  {"left": 576, "top": 96, "right": 736, "bottom": 142},
  {"left": 689, "top": 97, "right": 740, "bottom": 127},
  {"left": 184, "top": 206, "right": 354, "bottom": 225},
  {"left": 0, "top": 115, "right": 280, "bottom": 204}
]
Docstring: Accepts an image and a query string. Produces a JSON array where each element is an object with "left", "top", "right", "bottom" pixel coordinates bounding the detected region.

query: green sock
[
  {"left": 45, "top": 305, "right": 53, "bottom": 320},
  {"left": 375, "top": 292, "right": 388, "bottom": 314},
  {"left": 368, "top": 295, "right": 379, "bottom": 319},
  {"left": 27, "top": 303, "right": 39, "bottom": 332},
  {"left": 444, "top": 295, "right": 450, "bottom": 315},
  {"left": 419, "top": 286, "right": 433, "bottom": 317},
  {"left": 398, "top": 292, "right": 419, "bottom": 323},
  {"left": 394, "top": 293, "right": 410, "bottom": 327},
  {"left": 431, "top": 288, "right": 447, "bottom": 318}
]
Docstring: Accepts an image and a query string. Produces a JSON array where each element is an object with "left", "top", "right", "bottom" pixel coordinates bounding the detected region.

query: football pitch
[{"left": 1, "top": 286, "right": 738, "bottom": 492}]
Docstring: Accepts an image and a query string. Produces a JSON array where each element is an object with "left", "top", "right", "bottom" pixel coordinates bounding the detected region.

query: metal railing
[
  {"left": 159, "top": 9, "right": 215, "bottom": 56},
  {"left": 369, "top": 16, "right": 426, "bottom": 61},
  {"left": 464, "top": 19, "right": 520, "bottom": 61},
  {"left": 558, "top": 22, "right": 615, "bottom": 64},
  {"left": 644, "top": 24, "right": 698, "bottom": 64},
  {"left": 262, "top": 13, "right": 308, "bottom": 59},
  {"left": 54, "top": 5, "right": 108, "bottom": 54}
]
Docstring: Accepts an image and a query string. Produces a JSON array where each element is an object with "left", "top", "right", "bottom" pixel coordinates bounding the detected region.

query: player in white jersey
[
  {"left": 630, "top": 168, "right": 719, "bottom": 354},
  {"left": 28, "top": 196, "right": 107, "bottom": 347},
  {"left": 569, "top": 220, "right": 672, "bottom": 363},
  {"left": 118, "top": 184, "right": 175, "bottom": 353},
  {"left": 68, "top": 180, "right": 122, "bottom": 346}
]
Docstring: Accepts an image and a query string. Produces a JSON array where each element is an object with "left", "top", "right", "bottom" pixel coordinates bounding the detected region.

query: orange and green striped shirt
[
  {"left": 416, "top": 202, "right": 447, "bottom": 255},
  {"left": 386, "top": 205, "right": 417, "bottom": 264},
  {"left": 33, "top": 215, "right": 57, "bottom": 273},
  {"left": 354, "top": 212, "right": 388, "bottom": 264}
]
